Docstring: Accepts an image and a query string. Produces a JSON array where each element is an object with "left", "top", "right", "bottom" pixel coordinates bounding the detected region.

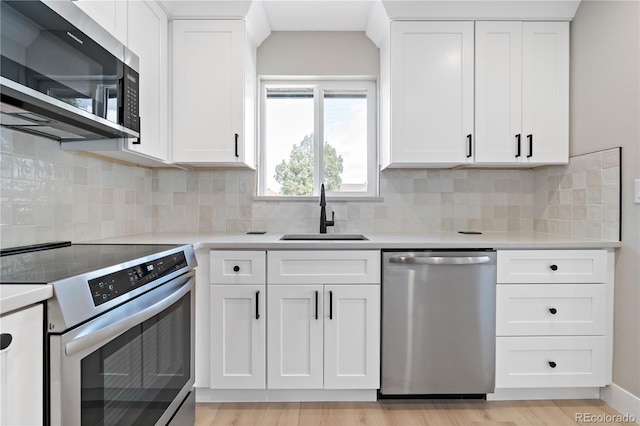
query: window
[{"left": 258, "top": 80, "right": 377, "bottom": 198}]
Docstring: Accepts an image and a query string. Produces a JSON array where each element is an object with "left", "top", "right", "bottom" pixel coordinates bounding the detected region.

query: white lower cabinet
[
  {"left": 0, "top": 304, "right": 43, "bottom": 426},
  {"left": 209, "top": 249, "right": 381, "bottom": 395},
  {"left": 494, "top": 249, "right": 612, "bottom": 394},
  {"left": 267, "top": 285, "right": 324, "bottom": 389},
  {"left": 323, "top": 285, "right": 380, "bottom": 389},
  {"left": 210, "top": 285, "right": 265, "bottom": 389},
  {"left": 267, "top": 284, "right": 380, "bottom": 390},
  {"left": 496, "top": 336, "right": 606, "bottom": 388}
]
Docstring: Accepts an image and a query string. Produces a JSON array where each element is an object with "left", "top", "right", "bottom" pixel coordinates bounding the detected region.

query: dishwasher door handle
[{"left": 389, "top": 255, "right": 492, "bottom": 265}]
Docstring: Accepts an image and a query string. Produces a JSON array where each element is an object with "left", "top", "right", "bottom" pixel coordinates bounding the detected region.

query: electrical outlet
[{"left": 635, "top": 179, "right": 640, "bottom": 204}]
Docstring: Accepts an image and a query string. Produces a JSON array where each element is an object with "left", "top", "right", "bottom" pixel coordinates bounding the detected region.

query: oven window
[{"left": 81, "top": 294, "right": 190, "bottom": 426}]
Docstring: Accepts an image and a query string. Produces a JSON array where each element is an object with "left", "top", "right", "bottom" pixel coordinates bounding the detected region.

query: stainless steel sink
[{"left": 280, "top": 234, "right": 369, "bottom": 241}]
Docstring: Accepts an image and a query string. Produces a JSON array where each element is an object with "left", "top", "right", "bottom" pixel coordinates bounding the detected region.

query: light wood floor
[{"left": 195, "top": 399, "right": 632, "bottom": 426}]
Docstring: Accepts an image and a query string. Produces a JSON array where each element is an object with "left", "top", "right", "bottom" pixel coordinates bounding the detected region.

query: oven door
[{"left": 50, "top": 271, "right": 194, "bottom": 426}]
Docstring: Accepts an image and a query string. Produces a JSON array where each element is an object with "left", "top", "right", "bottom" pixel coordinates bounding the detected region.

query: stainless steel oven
[
  {"left": 50, "top": 272, "right": 194, "bottom": 425},
  {"left": 0, "top": 242, "right": 196, "bottom": 425}
]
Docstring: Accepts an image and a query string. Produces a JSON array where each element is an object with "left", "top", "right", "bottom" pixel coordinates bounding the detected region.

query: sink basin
[{"left": 280, "top": 234, "right": 369, "bottom": 241}]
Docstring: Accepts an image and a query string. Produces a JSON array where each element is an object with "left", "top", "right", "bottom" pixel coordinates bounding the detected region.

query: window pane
[
  {"left": 265, "top": 88, "right": 314, "bottom": 196},
  {"left": 323, "top": 91, "right": 368, "bottom": 193}
]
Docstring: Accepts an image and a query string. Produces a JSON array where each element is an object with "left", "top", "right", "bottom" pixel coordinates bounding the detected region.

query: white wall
[
  {"left": 570, "top": 0, "right": 640, "bottom": 398},
  {"left": 257, "top": 31, "right": 379, "bottom": 76}
]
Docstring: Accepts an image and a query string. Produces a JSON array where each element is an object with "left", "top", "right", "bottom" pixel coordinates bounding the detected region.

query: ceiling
[{"left": 159, "top": 0, "right": 375, "bottom": 31}]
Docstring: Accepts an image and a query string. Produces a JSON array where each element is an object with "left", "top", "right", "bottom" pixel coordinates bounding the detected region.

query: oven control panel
[{"left": 88, "top": 251, "right": 188, "bottom": 306}]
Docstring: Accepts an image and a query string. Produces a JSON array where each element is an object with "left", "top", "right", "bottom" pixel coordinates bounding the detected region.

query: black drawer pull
[
  {"left": 550, "top": 264, "right": 558, "bottom": 271},
  {"left": 315, "top": 291, "right": 319, "bottom": 320},
  {"left": 466, "top": 134, "right": 472, "bottom": 158},
  {"left": 233, "top": 265, "right": 240, "bottom": 272},
  {"left": 329, "top": 290, "right": 334, "bottom": 320},
  {"left": 527, "top": 134, "right": 533, "bottom": 158},
  {"left": 549, "top": 308, "right": 557, "bottom": 315},
  {"left": 548, "top": 361, "right": 557, "bottom": 368},
  {"left": 0, "top": 333, "right": 12, "bottom": 350},
  {"left": 235, "top": 133, "right": 239, "bottom": 158},
  {"left": 255, "top": 291, "right": 260, "bottom": 320},
  {"left": 515, "top": 134, "right": 521, "bottom": 158}
]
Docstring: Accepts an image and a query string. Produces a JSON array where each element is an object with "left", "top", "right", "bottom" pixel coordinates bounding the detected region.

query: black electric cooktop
[{"left": 0, "top": 242, "right": 182, "bottom": 284}]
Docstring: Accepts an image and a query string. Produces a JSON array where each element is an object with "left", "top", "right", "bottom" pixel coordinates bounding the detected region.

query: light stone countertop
[
  {"left": 87, "top": 231, "right": 622, "bottom": 250},
  {"left": 0, "top": 284, "right": 53, "bottom": 316}
]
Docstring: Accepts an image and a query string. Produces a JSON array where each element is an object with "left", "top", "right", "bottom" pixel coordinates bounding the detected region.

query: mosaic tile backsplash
[
  {"left": 533, "top": 148, "right": 621, "bottom": 241},
  {"left": 0, "top": 129, "right": 621, "bottom": 248}
]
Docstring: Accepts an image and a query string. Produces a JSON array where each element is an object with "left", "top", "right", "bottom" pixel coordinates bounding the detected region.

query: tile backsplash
[
  {"left": 151, "top": 169, "right": 535, "bottom": 234},
  {"left": 533, "top": 148, "right": 621, "bottom": 241},
  {"left": 0, "top": 129, "right": 621, "bottom": 248},
  {"left": 0, "top": 129, "right": 152, "bottom": 248}
]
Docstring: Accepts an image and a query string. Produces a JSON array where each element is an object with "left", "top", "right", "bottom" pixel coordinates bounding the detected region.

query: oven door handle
[{"left": 65, "top": 273, "right": 193, "bottom": 356}]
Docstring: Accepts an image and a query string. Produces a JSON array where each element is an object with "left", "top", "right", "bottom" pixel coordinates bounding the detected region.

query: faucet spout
[{"left": 319, "top": 184, "right": 335, "bottom": 233}]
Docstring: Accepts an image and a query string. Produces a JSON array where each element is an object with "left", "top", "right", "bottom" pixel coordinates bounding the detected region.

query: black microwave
[{"left": 0, "top": 0, "right": 139, "bottom": 141}]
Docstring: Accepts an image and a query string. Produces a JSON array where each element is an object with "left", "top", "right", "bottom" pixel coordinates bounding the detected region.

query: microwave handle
[{"left": 65, "top": 273, "right": 193, "bottom": 356}]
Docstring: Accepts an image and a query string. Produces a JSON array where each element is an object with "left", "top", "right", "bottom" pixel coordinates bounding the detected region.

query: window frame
[{"left": 257, "top": 78, "right": 378, "bottom": 199}]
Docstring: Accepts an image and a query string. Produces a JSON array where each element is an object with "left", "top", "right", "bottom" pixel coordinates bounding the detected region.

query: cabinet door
[
  {"left": 127, "top": 0, "right": 168, "bottom": 162},
  {"left": 390, "top": 21, "right": 474, "bottom": 166},
  {"left": 73, "top": 0, "right": 127, "bottom": 44},
  {"left": 267, "top": 285, "right": 324, "bottom": 389},
  {"left": 172, "top": 20, "right": 245, "bottom": 164},
  {"left": 210, "top": 285, "right": 265, "bottom": 389},
  {"left": 475, "top": 22, "right": 523, "bottom": 164},
  {"left": 324, "top": 285, "right": 380, "bottom": 389},
  {"left": 0, "top": 305, "right": 43, "bottom": 426},
  {"left": 521, "top": 22, "right": 569, "bottom": 164}
]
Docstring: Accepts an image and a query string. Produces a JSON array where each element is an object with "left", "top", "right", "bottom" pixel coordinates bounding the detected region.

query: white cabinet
[
  {"left": 382, "top": 21, "right": 474, "bottom": 168},
  {"left": 267, "top": 251, "right": 381, "bottom": 390},
  {"left": 324, "top": 285, "right": 380, "bottom": 389},
  {"left": 209, "top": 251, "right": 266, "bottom": 390},
  {"left": 72, "top": 0, "right": 127, "bottom": 44},
  {"left": 210, "top": 285, "right": 265, "bottom": 389},
  {"left": 266, "top": 284, "right": 380, "bottom": 390},
  {"left": 0, "top": 304, "right": 43, "bottom": 426},
  {"left": 381, "top": 20, "right": 569, "bottom": 169},
  {"left": 171, "top": 20, "right": 256, "bottom": 167},
  {"left": 495, "top": 249, "right": 611, "bottom": 390},
  {"left": 475, "top": 22, "right": 569, "bottom": 165},
  {"left": 126, "top": 0, "right": 169, "bottom": 162},
  {"left": 267, "top": 285, "right": 325, "bottom": 389}
]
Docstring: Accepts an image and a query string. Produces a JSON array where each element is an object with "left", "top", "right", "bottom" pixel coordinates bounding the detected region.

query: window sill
[{"left": 253, "top": 196, "right": 384, "bottom": 203}]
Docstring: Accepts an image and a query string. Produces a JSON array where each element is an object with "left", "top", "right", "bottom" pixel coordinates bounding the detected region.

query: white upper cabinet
[
  {"left": 127, "top": 0, "right": 169, "bottom": 162},
  {"left": 521, "top": 22, "right": 569, "bottom": 164},
  {"left": 475, "top": 22, "right": 569, "bottom": 165},
  {"left": 383, "top": 21, "right": 474, "bottom": 168},
  {"left": 171, "top": 20, "right": 256, "bottom": 167},
  {"left": 73, "top": 0, "right": 128, "bottom": 44}
]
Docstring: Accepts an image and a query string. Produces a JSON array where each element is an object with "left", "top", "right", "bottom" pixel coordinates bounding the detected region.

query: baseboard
[
  {"left": 600, "top": 383, "right": 640, "bottom": 422},
  {"left": 487, "top": 387, "right": 600, "bottom": 401},
  {"left": 196, "top": 388, "right": 378, "bottom": 403}
]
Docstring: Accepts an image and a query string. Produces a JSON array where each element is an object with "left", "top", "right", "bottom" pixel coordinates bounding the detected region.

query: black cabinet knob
[
  {"left": 0, "top": 333, "right": 12, "bottom": 350},
  {"left": 233, "top": 265, "right": 240, "bottom": 272},
  {"left": 549, "top": 308, "right": 557, "bottom": 315},
  {"left": 550, "top": 264, "right": 558, "bottom": 271},
  {"left": 548, "top": 361, "right": 557, "bottom": 368}
]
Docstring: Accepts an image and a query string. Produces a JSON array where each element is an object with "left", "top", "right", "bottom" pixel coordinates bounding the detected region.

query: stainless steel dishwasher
[{"left": 381, "top": 250, "right": 496, "bottom": 396}]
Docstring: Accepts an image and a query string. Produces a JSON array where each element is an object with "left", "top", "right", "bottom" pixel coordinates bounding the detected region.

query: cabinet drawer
[
  {"left": 268, "top": 251, "right": 380, "bottom": 284},
  {"left": 496, "top": 284, "right": 606, "bottom": 336},
  {"left": 496, "top": 336, "right": 606, "bottom": 388},
  {"left": 210, "top": 250, "right": 266, "bottom": 284},
  {"left": 497, "top": 250, "right": 607, "bottom": 283}
]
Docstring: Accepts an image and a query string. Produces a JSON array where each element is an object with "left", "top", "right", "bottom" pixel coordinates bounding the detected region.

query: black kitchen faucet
[{"left": 319, "top": 183, "right": 335, "bottom": 233}]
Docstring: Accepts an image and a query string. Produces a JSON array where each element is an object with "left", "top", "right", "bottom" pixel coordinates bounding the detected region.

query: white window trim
[{"left": 257, "top": 77, "right": 378, "bottom": 198}]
